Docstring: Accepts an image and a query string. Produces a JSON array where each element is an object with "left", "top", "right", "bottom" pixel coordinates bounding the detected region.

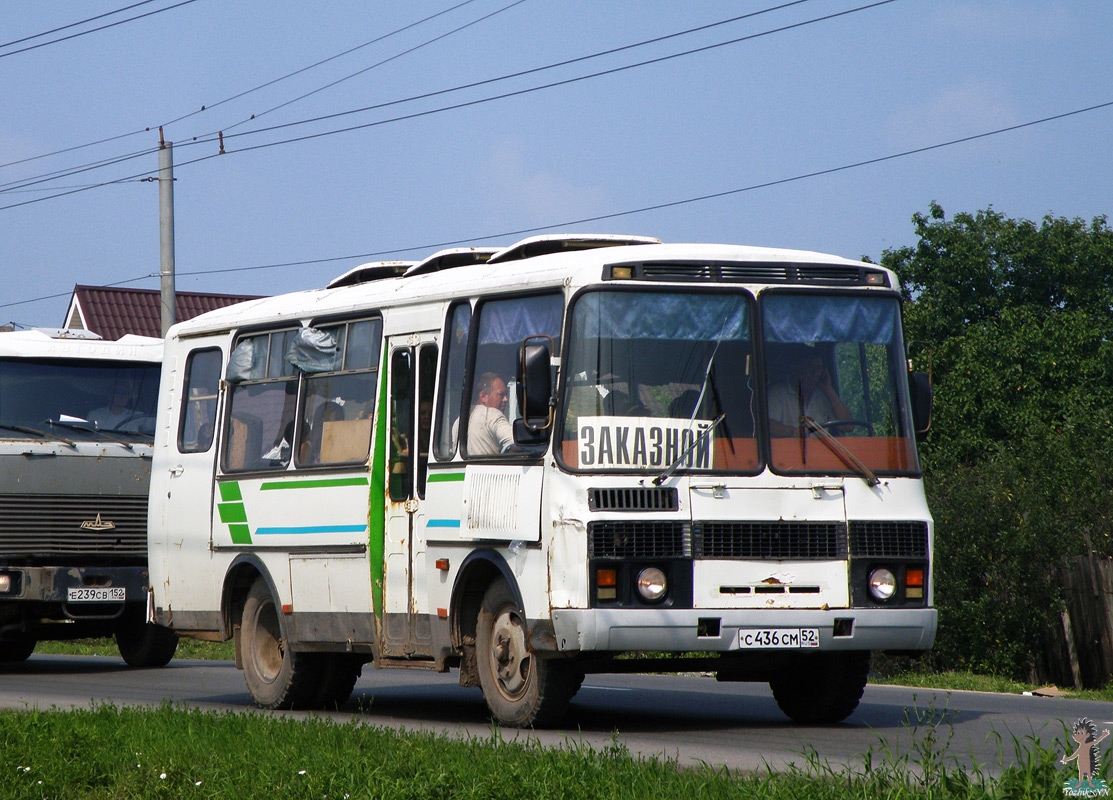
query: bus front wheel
[
  {"left": 769, "top": 651, "right": 869, "bottom": 724},
  {"left": 241, "top": 579, "right": 317, "bottom": 709},
  {"left": 475, "top": 578, "right": 574, "bottom": 728}
]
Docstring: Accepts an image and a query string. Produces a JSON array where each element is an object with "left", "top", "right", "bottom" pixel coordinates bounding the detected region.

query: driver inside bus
[
  {"left": 767, "top": 347, "right": 852, "bottom": 437},
  {"left": 87, "top": 381, "right": 137, "bottom": 430},
  {"left": 466, "top": 372, "right": 514, "bottom": 456}
]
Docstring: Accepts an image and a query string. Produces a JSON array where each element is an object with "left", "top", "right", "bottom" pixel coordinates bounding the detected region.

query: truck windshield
[
  {"left": 560, "top": 289, "right": 758, "bottom": 473},
  {"left": 0, "top": 359, "right": 160, "bottom": 437},
  {"left": 761, "top": 292, "right": 919, "bottom": 476}
]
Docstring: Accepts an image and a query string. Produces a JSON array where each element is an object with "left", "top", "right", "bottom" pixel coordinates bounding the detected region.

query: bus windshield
[
  {"left": 560, "top": 289, "right": 759, "bottom": 473},
  {"left": 762, "top": 292, "right": 919, "bottom": 476},
  {"left": 0, "top": 359, "right": 161, "bottom": 438},
  {"left": 559, "top": 289, "right": 919, "bottom": 477}
]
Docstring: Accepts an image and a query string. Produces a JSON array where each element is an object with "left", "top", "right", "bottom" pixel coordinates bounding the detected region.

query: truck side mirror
[
  {"left": 516, "top": 337, "right": 554, "bottom": 441},
  {"left": 909, "top": 371, "right": 932, "bottom": 436}
]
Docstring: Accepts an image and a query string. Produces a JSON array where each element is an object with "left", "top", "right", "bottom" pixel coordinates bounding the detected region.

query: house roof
[{"left": 66, "top": 285, "right": 262, "bottom": 340}]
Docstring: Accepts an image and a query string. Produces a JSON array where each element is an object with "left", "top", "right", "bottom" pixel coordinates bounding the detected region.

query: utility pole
[{"left": 158, "top": 127, "right": 176, "bottom": 337}]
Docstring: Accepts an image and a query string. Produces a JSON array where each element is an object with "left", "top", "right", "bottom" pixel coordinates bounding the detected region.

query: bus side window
[
  {"left": 178, "top": 348, "right": 222, "bottom": 453},
  {"left": 463, "top": 292, "right": 562, "bottom": 459},
  {"left": 223, "top": 330, "right": 299, "bottom": 472},
  {"left": 417, "top": 343, "right": 436, "bottom": 497},
  {"left": 295, "top": 318, "right": 382, "bottom": 467},
  {"left": 434, "top": 302, "right": 471, "bottom": 461}
]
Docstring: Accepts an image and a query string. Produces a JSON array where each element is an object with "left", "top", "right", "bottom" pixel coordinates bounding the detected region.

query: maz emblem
[{"left": 80, "top": 514, "right": 116, "bottom": 531}]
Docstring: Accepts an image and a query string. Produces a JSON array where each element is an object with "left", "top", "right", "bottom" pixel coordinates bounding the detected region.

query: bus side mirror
[
  {"left": 909, "top": 371, "right": 932, "bottom": 436},
  {"left": 517, "top": 337, "right": 554, "bottom": 439}
]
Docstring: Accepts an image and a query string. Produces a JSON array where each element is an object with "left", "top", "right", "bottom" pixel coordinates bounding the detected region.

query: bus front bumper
[{"left": 549, "top": 607, "right": 936, "bottom": 653}]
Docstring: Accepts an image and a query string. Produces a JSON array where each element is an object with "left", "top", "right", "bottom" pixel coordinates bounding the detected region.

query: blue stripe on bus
[
  {"left": 426, "top": 519, "right": 461, "bottom": 528},
  {"left": 255, "top": 525, "right": 368, "bottom": 535}
]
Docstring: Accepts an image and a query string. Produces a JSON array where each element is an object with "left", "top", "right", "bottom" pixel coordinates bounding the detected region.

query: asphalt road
[{"left": 2, "top": 654, "right": 1111, "bottom": 775}]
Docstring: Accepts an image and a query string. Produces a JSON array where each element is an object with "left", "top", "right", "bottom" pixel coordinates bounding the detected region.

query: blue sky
[{"left": 2, "top": 1, "right": 1110, "bottom": 328}]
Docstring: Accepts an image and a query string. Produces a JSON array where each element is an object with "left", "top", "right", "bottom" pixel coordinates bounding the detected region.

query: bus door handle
[{"left": 169, "top": 465, "right": 184, "bottom": 478}]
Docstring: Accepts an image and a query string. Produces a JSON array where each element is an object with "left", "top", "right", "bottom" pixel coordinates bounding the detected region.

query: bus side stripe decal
[
  {"left": 426, "top": 519, "right": 461, "bottom": 528},
  {"left": 259, "top": 478, "right": 369, "bottom": 491},
  {"left": 256, "top": 525, "right": 367, "bottom": 535}
]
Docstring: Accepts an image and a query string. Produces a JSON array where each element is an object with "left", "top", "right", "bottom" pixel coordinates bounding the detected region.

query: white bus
[
  {"left": 0, "top": 329, "right": 178, "bottom": 666},
  {"left": 149, "top": 234, "right": 934, "bottom": 726}
]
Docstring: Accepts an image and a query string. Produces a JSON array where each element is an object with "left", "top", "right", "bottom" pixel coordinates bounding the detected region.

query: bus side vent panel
[
  {"left": 588, "top": 487, "right": 679, "bottom": 512},
  {"left": 848, "top": 520, "right": 929, "bottom": 557}
]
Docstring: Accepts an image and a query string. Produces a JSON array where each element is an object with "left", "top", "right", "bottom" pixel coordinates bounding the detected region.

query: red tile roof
[{"left": 67, "top": 286, "right": 261, "bottom": 340}]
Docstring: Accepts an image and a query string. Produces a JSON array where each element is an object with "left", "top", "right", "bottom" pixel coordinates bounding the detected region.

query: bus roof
[{"left": 168, "top": 235, "right": 896, "bottom": 339}]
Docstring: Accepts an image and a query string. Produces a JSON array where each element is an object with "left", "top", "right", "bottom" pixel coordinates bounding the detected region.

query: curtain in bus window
[
  {"left": 575, "top": 292, "right": 748, "bottom": 341},
  {"left": 763, "top": 294, "right": 898, "bottom": 344},
  {"left": 286, "top": 328, "right": 341, "bottom": 373},
  {"left": 477, "top": 294, "right": 563, "bottom": 345}
]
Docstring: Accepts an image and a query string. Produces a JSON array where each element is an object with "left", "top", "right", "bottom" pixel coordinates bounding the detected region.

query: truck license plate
[
  {"left": 67, "top": 587, "right": 125, "bottom": 602},
  {"left": 737, "top": 628, "right": 820, "bottom": 649}
]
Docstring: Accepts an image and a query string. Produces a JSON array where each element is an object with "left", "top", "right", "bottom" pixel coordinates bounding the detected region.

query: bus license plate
[
  {"left": 67, "top": 587, "right": 126, "bottom": 603},
  {"left": 737, "top": 628, "right": 820, "bottom": 649}
]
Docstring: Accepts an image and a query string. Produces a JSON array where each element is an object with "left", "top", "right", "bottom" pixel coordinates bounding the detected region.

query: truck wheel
[
  {"left": 0, "top": 638, "right": 36, "bottom": 663},
  {"left": 241, "top": 578, "right": 318, "bottom": 709},
  {"left": 116, "top": 623, "right": 179, "bottom": 667},
  {"left": 476, "top": 579, "right": 574, "bottom": 728},
  {"left": 769, "top": 651, "right": 869, "bottom": 724}
]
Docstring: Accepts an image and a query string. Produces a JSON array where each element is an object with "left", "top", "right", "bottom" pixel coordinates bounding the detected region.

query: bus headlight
[
  {"left": 636, "top": 567, "right": 668, "bottom": 602},
  {"left": 868, "top": 568, "right": 897, "bottom": 601}
]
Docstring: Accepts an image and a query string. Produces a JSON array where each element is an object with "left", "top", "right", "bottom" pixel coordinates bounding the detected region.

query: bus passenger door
[{"left": 381, "top": 334, "right": 438, "bottom": 658}]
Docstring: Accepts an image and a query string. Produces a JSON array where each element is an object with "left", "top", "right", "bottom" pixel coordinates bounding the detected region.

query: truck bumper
[
  {"left": 0, "top": 565, "right": 149, "bottom": 621},
  {"left": 550, "top": 607, "right": 937, "bottom": 653}
]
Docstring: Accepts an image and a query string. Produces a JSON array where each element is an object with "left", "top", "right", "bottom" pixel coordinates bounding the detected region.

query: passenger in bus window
[
  {"left": 767, "top": 347, "right": 851, "bottom": 437},
  {"left": 467, "top": 372, "right": 514, "bottom": 455}
]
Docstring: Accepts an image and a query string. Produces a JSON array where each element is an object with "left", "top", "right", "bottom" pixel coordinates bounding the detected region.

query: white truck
[{"left": 0, "top": 329, "right": 177, "bottom": 666}]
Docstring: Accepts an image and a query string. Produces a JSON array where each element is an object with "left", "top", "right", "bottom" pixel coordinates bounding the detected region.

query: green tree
[{"left": 881, "top": 204, "right": 1113, "bottom": 681}]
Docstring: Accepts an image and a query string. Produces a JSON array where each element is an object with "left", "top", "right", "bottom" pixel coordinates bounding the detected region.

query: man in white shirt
[{"left": 467, "top": 372, "right": 514, "bottom": 455}]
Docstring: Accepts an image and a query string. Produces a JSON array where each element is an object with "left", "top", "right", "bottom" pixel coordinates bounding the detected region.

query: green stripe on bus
[
  {"left": 228, "top": 524, "right": 252, "bottom": 545},
  {"left": 427, "top": 472, "right": 466, "bottom": 483},
  {"left": 218, "top": 481, "right": 242, "bottom": 502},
  {"left": 366, "top": 350, "right": 389, "bottom": 625},
  {"left": 259, "top": 478, "right": 369, "bottom": 491},
  {"left": 217, "top": 502, "right": 248, "bottom": 524}
]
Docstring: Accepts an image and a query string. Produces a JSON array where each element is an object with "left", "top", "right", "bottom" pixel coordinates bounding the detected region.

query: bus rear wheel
[
  {"left": 241, "top": 578, "right": 317, "bottom": 709},
  {"left": 476, "top": 579, "right": 574, "bottom": 728},
  {"left": 769, "top": 651, "right": 869, "bottom": 724}
]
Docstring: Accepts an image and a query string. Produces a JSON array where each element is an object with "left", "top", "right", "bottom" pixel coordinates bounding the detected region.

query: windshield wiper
[
  {"left": 800, "top": 416, "right": 879, "bottom": 487},
  {"left": 48, "top": 419, "right": 137, "bottom": 450},
  {"left": 0, "top": 423, "right": 76, "bottom": 448},
  {"left": 653, "top": 413, "right": 725, "bottom": 486}
]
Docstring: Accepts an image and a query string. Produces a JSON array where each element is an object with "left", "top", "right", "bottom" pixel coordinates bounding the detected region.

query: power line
[
  {"left": 0, "top": 0, "right": 163, "bottom": 49},
  {"left": 0, "top": 0, "right": 486, "bottom": 172},
  {"left": 0, "top": 0, "right": 888, "bottom": 204},
  {"left": 0, "top": 0, "right": 204, "bottom": 60},
  {"left": 4, "top": 95, "right": 1099, "bottom": 308},
  {"left": 1, "top": 0, "right": 815, "bottom": 183}
]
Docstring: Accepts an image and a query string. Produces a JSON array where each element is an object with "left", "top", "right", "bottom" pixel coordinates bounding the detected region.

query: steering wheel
[{"left": 821, "top": 419, "right": 874, "bottom": 436}]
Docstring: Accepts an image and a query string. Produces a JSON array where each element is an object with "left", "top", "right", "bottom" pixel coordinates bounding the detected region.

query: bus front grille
[
  {"left": 588, "top": 521, "right": 690, "bottom": 558},
  {"left": 0, "top": 494, "right": 148, "bottom": 557},
  {"left": 848, "top": 520, "right": 929, "bottom": 557},
  {"left": 694, "top": 521, "right": 848, "bottom": 560}
]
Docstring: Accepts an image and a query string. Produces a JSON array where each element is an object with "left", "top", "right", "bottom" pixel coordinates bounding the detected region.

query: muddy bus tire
[
  {"left": 476, "top": 579, "right": 574, "bottom": 728},
  {"left": 116, "top": 623, "right": 179, "bottom": 667},
  {"left": 769, "top": 651, "right": 869, "bottom": 724},
  {"left": 241, "top": 579, "right": 318, "bottom": 709},
  {"left": 0, "top": 638, "right": 36, "bottom": 663}
]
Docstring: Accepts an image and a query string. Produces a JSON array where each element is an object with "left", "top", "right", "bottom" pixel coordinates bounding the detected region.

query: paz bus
[
  {"left": 0, "top": 328, "right": 178, "bottom": 666},
  {"left": 148, "top": 234, "right": 934, "bottom": 726}
]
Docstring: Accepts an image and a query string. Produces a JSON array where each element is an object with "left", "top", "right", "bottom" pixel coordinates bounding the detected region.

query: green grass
[
  {"left": 32, "top": 636, "right": 235, "bottom": 661},
  {"left": 0, "top": 703, "right": 1077, "bottom": 799}
]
